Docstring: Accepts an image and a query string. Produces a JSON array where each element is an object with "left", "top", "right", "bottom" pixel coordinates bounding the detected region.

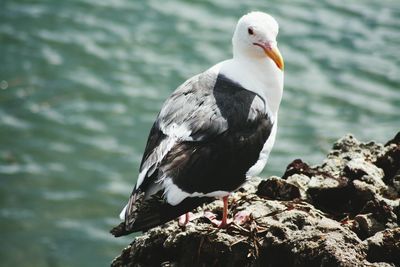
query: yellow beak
[{"left": 265, "top": 46, "right": 284, "bottom": 71}]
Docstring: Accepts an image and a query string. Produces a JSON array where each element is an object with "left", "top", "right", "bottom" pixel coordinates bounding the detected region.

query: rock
[
  {"left": 354, "top": 213, "right": 386, "bottom": 239},
  {"left": 111, "top": 132, "right": 400, "bottom": 266},
  {"left": 256, "top": 176, "right": 301, "bottom": 200},
  {"left": 375, "top": 139, "right": 400, "bottom": 192},
  {"left": 364, "top": 228, "right": 400, "bottom": 266},
  {"left": 344, "top": 158, "right": 385, "bottom": 183},
  {"left": 285, "top": 174, "right": 310, "bottom": 199},
  {"left": 112, "top": 178, "right": 366, "bottom": 267},
  {"left": 280, "top": 133, "right": 400, "bottom": 227},
  {"left": 281, "top": 159, "right": 315, "bottom": 180}
]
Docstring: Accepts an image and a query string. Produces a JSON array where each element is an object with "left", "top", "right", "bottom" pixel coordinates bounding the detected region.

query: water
[{"left": 1, "top": 0, "right": 399, "bottom": 266}]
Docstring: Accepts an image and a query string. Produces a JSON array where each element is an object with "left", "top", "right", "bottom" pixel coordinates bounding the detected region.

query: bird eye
[{"left": 248, "top": 27, "right": 254, "bottom": 35}]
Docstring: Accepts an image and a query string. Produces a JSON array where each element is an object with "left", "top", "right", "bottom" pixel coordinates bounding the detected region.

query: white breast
[{"left": 246, "top": 117, "right": 278, "bottom": 177}]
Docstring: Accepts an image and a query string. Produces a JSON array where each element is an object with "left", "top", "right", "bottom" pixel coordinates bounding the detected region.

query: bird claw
[
  {"left": 233, "top": 210, "right": 251, "bottom": 225},
  {"left": 178, "top": 212, "right": 195, "bottom": 227},
  {"left": 203, "top": 210, "right": 251, "bottom": 228},
  {"left": 218, "top": 218, "right": 233, "bottom": 228},
  {"left": 203, "top": 211, "right": 232, "bottom": 228}
]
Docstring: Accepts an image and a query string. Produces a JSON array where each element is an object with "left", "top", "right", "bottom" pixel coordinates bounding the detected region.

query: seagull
[{"left": 112, "top": 11, "right": 284, "bottom": 236}]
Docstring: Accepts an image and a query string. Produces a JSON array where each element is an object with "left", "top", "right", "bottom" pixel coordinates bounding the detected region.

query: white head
[{"left": 232, "top": 11, "right": 284, "bottom": 70}]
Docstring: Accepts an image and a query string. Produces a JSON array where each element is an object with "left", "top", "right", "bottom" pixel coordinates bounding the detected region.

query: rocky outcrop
[{"left": 111, "top": 133, "right": 400, "bottom": 267}]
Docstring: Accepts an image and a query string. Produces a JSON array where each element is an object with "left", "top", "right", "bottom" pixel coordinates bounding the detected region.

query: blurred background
[{"left": 1, "top": 0, "right": 399, "bottom": 266}]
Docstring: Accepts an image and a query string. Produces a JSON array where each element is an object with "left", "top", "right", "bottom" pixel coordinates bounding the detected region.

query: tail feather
[
  {"left": 130, "top": 196, "right": 212, "bottom": 232},
  {"left": 111, "top": 192, "right": 213, "bottom": 236}
]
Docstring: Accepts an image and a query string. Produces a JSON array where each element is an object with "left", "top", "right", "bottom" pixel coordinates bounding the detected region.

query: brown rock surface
[{"left": 111, "top": 132, "right": 400, "bottom": 267}]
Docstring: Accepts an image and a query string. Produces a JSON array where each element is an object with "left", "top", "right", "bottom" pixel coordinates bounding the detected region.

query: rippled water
[{"left": 1, "top": 0, "right": 399, "bottom": 266}]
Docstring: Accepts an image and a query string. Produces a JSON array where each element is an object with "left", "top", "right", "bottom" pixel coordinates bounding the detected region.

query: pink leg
[
  {"left": 203, "top": 195, "right": 232, "bottom": 228},
  {"left": 178, "top": 212, "right": 189, "bottom": 226},
  {"left": 219, "top": 195, "right": 229, "bottom": 228}
]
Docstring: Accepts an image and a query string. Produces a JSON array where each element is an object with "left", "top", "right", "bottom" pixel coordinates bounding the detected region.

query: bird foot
[
  {"left": 203, "top": 211, "right": 232, "bottom": 228},
  {"left": 178, "top": 212, "right": 195, "bottom": 227},
  {"left": 203, "top": 210, "right": 251, "bottom": 228},
  {"left": 233, "top": 210, "right": 251, "bottom": 225}
]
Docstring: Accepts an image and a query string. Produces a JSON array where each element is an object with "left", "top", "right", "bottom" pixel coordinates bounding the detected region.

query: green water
[{"left": 1, "top": 0, "right": 399, "bottom": 266}]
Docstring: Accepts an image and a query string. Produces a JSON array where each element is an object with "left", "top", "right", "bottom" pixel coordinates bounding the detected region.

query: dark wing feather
[
  {"left": 162, "top": 114, "right": 272, "bottom": 194},
  {"left": 114, "top": 71, "right": 273, "bottom": 235},
  {"left": 158, "top": 73, "right": 272, "bottom": 194},
  {"left": 111, "top": 192, "right": 212, "bottom": 236},
  {"left": 139, "top": 121, "right": 166, "bottom": 172},
  {"left": 118, "top": 72, "right": 222, "bottom": 234},
  {"left": 136, "top": 71, "right": 224, "bottom": 188}
]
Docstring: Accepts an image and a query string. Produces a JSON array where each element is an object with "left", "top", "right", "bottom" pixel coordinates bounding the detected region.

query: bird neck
[{"left": 220, "top": 55, "right": 284, "bottom": 116}]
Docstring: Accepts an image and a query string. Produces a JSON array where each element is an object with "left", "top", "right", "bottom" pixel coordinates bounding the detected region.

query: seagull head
[{"left": 232, "top": 11, "right": 284, "bottom": 71}]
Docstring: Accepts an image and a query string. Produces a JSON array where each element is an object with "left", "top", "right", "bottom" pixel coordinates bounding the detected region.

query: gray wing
[
  {"left": 157, "top": 71, "right": 228, "bottom": 141},
  {"left": 137, "top": 71, "right": 229, "bottom": 184},
  {"left": 119, "top": 70, "right": 269, "bottom": 234},
  {"left": 138, "top": 70, "right": 266, "bottom": 183}
]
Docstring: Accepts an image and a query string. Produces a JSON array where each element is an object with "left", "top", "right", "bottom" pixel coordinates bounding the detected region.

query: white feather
[
  {"left": 119, "top": 204, "right": 127, "bottom": 220},
  {"left": 163, "top": 178, "right": 229, "bottom": 206},
  {"left": 160, "top": 123, "right": 193, "bottom": 141},
  {"left": 246, "top": 118, "right": 278, "bottom": 177},
  {"left": 135, "top": 137, "right": 176, "bottom": 189}
]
